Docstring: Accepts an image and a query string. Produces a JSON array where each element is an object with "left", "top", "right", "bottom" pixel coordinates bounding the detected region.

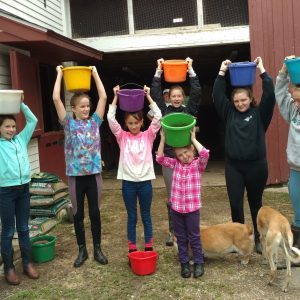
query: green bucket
[
  {"left": 31, "top": 235, "right": 57, "bottom": 263},
  {"left": 161, "top": 113, "right": 196, "bottom": 147}
]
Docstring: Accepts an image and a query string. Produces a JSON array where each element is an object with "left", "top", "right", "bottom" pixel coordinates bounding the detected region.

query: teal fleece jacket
[
  {"left": 0, "top": 103, "right": 38, "bottom": 187},
  {"left": 275, "top": 72, "right": 300, "bottom": 171}
]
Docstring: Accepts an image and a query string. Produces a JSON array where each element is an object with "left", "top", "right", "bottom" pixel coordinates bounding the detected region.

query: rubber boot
[
  {"left": 20, "top": 246, "right": 39, "bottom": 279},
  {"left": 23, "top": 262, "right": 39, "bottom": 279},
  {"left": 166, "top": 202, "right": 174, "bottom": 247},
  {"left": 254, "top": 233, "right": 262, "bottom": 254},
  {"left": 73, "top": 245, "right": 88, "bottom": 268},
  {"left": 1, "top": 252, "right": 20, "bottom": 285},
  {"left": 181, "top": 262, "right": 191, "bottom": 278},
  {"left": 291, "top": 225, "right": 300, "bottom": 248},
  {"left": 94, "top": 244, "right": 108, "bottom": 265}
]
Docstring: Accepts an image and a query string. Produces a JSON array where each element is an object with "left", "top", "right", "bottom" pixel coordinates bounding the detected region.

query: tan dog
[
  {"left": 257, "top": 206, "right": 300, "bottom": 292},
  {"left": 174, "top": 222, "right": 254, "bottom": 265},
  {"left": 200, "top": 222, "right": 254, "bottom": 264}
]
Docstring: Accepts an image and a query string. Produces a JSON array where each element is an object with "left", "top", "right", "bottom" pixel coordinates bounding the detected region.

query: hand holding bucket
[
  {"left": 162, "top": 60, "right": 188, "bottom": 83},
  {"left": 161, "top": 113, "right": 196, "bottom": 147},
  {"left": 117, "top": 83, "right": 146, "bottom": 112},
  {"left": 62, "top": 66, "right": 93, "bottom": 92},
  {"left": 284, "top": 55, "right": 300, "bottom": 85}
]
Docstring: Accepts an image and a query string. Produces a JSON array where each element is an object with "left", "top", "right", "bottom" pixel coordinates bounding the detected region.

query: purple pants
[{"left": 171, "top": 208, "right": 204, "bottom": 264}]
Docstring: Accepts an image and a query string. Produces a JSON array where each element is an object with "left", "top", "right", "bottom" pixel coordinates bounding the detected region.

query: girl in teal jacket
[{"left": 0, "top": 97, "right": 39, "bottom": 285}]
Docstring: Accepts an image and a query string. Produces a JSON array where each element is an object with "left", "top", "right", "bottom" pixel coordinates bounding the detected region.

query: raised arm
[
  {"left": 212, "top": 60, "right": 232, "bottom": 120},
  {"left": 112, "top": 85, "right": 119, "bottom": 106},
  {"left": 92, "top": 66, "right": 107, "bottom": 119},
  {"left": 157, "top": 129, "right": 166, "bottom": 157},
  {"left": 150, "top": 58, "right": 165, "bottom": 110},
  {"left": 52, "top": 65, "right": 67, "bottom": 122},
  {"left": 275, "top": 55, "right": 296, "bottom": 123},
  {"left": 255, "top": 57, "right": 275, "bottom": 129},
  {"left": 19, "top": 93, "right": 38, "bottom": 143},
  {"left": 190, "top": 127, "right": 203, "bottom": 153}
]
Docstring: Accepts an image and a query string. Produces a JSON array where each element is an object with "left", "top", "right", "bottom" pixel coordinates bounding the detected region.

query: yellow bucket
[{"left": 62, "top": 66, "right": 92, "bottom": 92}]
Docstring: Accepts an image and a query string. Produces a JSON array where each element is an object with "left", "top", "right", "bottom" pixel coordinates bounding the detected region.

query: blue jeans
[
  {"left": 288, "top": 169, "right": 300, "bottom": 227},
  {"left": 0, "top": 183, "right": 31, "bottom": 271},
  {"left": 122, "top": 180, "right": 153, "bottom": 248}
]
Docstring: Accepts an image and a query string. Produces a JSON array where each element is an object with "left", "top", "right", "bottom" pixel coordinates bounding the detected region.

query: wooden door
[{"left": 9, "top": 50, "right": 44, "bottom": 137}]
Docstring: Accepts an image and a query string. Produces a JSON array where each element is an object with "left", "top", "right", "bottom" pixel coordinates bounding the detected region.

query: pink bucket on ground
[
  {"left": 117, "top": 89, "right": 146, "bottom": 112},
  {"left": 128, "top": 251, "right": 158, "bottom": 276}
]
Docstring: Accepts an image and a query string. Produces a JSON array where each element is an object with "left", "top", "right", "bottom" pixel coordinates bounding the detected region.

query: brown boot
[
  {"left": 291, "top": 225, "right": 300, "bottom": 248},
  {"left": 23, "top": 263, "right": 39, "bottom": 279},
  {"left": 5, "top": 268, "right": 20, "bottom": 285}
]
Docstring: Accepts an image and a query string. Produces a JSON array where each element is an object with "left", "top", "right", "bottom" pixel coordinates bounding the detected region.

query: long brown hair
[{"left": 231, "top": 88, "right": 257, "bottom": 107}]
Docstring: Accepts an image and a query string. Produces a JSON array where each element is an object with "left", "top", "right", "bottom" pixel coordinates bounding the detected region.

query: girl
[
  {"left": 0, "top": 95, "right": 39, "bottom": 285},
  {"left": 156, "top": 128, "right": 209, "bottom": 278},
  {"left": 212, "top": 57, "right": 275, "bottom": 254},
  {"left": 150, "top": 57, "right": 202, "bottom": 247},
  {"left": 107, "top": 85, "right": 161, "bottom": 253},
  {"left": 53, "top": 65, "right": 108, "bottom": 267},
  {"left": 275, "top": 55, "right": 300, "bottom": 247}
]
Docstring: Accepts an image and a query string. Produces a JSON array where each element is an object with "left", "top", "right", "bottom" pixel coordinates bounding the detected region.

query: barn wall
[{"left": 248, "top": 0, "right": 300, "bottom": 184}]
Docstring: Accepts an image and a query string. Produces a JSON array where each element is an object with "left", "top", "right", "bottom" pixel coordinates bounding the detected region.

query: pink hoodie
[{"left": 107, "top": 103, "right": 161, "bottom": 181}]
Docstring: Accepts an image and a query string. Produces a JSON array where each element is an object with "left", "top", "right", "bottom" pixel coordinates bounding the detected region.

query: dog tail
[{"left": 282, "top": 223, "right": 300, "bottom": 263}]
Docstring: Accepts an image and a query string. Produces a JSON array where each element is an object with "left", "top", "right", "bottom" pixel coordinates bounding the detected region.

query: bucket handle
[{"left": 119, "top": 82, "right": 144, "bottom": 89}]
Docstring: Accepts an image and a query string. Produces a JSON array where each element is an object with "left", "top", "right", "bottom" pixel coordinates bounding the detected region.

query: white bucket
[{"left": 0, "top": 90, "right": 23, "bottom": 114}]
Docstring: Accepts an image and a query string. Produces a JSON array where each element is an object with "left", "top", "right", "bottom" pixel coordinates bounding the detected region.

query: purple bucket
[{"left": 118, "top": 89, "right": 146, "bottom": 112}]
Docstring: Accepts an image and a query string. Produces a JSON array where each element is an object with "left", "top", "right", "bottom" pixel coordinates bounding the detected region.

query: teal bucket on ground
[
  {"left": 31, "top": 235, "right": 57, "bottom": 263},
  {"left": 228, "top": 62, "right": 257, "bottom": 86},
  {"left": 161, "top": 113, "right": 196, "bottom": 147},
  {"left": 285, "top": 57, "right": 300, "bottom": 85}
]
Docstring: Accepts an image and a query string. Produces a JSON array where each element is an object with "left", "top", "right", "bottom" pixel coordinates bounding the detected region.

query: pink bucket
[{"left": 118, "top": 89, "right": 146, "bottom": 112}]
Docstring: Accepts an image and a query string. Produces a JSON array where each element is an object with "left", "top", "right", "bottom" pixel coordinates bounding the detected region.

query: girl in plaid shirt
[{"left": 156, "top": 128, "right": 209, "bottom": 278}]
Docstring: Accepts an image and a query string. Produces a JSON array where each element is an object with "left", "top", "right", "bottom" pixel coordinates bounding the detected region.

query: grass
[{"left": 1, "top": 186, "right": 299, "bottom": 300}]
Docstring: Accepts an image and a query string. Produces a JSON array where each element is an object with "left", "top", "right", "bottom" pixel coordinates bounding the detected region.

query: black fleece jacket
[
  {"left": 151, "top": 75, "right": 202, "bottom": 157},
  {"left": 212, "top": 72, "right": 275, "bottom": 162}
]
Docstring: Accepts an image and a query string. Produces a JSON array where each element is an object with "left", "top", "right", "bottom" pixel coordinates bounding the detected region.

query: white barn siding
[
  {"left": 0, "top": 48, "right": 10, "bottom": 89},
  {"left": 28, "top": 139, "right": 40, "bottom": 175},
  {"left": 0, "top": 0, "right": 66, "bottom": 34}
]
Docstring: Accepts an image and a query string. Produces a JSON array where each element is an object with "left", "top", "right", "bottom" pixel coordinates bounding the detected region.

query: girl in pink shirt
[
  {"left": 156, "top": 128, "right": 209, "bottom": 278},
  {"left": 107, "top": 85, "right": 161, "bottom": 253}
]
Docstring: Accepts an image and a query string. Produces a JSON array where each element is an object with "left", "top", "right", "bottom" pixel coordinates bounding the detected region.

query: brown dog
[
  {"left": 257, "top": 206, "right": 300, "bottom": 292},
  {"left": 174, "top": 222, "right": 254, "bottom": 265},
  {"left": 200, "top": 222, "right": 254, "bottom": 264}
]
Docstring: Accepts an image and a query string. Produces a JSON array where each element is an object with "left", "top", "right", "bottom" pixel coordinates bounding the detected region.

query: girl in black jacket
[
  {"left": 212, "top": 57, "right": 275, "bottom": 253},
  {"left": 150, "top": 57, "right": 202, "bottom": 246}
]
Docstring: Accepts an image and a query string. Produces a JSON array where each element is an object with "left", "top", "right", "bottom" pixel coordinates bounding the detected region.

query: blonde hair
[{"left": 70, "top": 92, "right": 91, "bottom": 119}]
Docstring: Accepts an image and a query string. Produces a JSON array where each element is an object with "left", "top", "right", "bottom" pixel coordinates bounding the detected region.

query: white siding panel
[
  {"left": 0, "top": 0, "right": 64, "bottom": 34},
  {"left": 28, "top": 138, "right": 40, "bottom": 175},
  {"left": 78, "top": 26, "right": 250, "bottom": 53},
  {"left": 0, "top": 52, "right": 11, "bottom": 89}
]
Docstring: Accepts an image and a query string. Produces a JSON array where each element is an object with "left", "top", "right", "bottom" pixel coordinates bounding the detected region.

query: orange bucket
[
  {"left": 62, "top": 66, "right": 92, "bottom": 92},
  {"left": 163, "top": 60, "right": 188, "bottom": 83}
]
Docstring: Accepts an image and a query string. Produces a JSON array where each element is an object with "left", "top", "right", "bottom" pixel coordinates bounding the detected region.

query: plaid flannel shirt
[{"left": 156, "top": 147, "right": 209, "bottom": 213}]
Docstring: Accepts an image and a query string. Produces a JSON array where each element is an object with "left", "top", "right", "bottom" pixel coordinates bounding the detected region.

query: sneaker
[
  {"left": 193, "top": 263, "right": 204, "bottom": 278},
  {"left": 181, "top": 262, "right": 191, "bottom": 278},
  {"left": 165, "top": 233, "right": 174, "bottom": 247}
]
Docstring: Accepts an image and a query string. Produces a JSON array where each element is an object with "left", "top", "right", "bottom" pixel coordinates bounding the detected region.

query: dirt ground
[{"left": 0, "top": 173, "right": 299, "bottom": 299}]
